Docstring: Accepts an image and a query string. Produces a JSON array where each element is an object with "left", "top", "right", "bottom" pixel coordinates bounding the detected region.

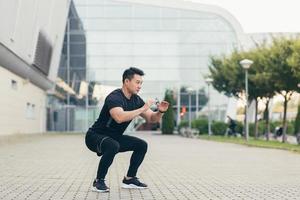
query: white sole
[
  {"left": 121, "top": 183, "right": 148, "bottom": 189},
  {"left": 91, "top": 187, "right": 110, "bottom": 193}
]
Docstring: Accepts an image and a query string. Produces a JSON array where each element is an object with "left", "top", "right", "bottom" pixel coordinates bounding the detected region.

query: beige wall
[{"left": 0, "top": 67, "right": 47, "bottom": 135}]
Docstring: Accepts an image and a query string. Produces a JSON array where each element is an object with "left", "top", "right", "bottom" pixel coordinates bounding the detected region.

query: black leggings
[{"left": 85, "top": 131, "right": 148, "bottom": 179}]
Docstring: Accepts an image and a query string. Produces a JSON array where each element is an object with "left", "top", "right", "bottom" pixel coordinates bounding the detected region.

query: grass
[{"left": 198, "top": 135, "right": 300, "bottom": 153}]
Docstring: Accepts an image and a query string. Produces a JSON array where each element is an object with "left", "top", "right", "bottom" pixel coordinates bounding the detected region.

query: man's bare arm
[
  {"left": 140, "top": 109, "right": 163, "bottom": 123},
  {"left": 140, "top": 100, "right": 169, "bottom": 123},
  {"left": 109, "top": 99, "right": 155, "bottom": 123},
  {"left": 109, "top": 107, "right": 146, "bottom": 123}
]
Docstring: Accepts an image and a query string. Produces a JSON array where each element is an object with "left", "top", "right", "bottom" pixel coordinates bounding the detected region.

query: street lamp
[
  {"left": 205, "top": 77, "right": 213, "bottom": 136},
  {"left": 186, "top": 87, "right": 194, "bottom": 129},
  {"left": 240, "top": 59, "right": 253, "bottom": 141}
]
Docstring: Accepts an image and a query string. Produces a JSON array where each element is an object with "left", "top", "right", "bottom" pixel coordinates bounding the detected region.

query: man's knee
[
  {"left": 110, "top": 141, "right": 120, "bottom": 154},
  {"left": 136, "top": 140, "right": 148, "bottom": 153},
  {"left": 98, "top": 138, "right": 120, "bottom": 155}
]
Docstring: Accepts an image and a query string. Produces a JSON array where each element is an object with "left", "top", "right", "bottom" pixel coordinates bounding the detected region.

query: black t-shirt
[{"left": 89, "top": 88, "right": 145, "bottom": 138}]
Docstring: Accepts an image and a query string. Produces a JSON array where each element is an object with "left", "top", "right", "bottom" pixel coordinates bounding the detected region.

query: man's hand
[
  {"left": 140, "top": 99, "right": 169, "bottom": 123},
  {"left": 142, "top": 99, "right": 156, "bottom": 112},
  {"left": 157, "top": 101, "right": 169, "bottom": 113}
]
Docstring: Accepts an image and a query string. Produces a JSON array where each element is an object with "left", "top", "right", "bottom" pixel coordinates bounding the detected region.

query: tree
[
  {"left": 209, "top": 50, "right": 245, "bottom": 99},
  {"left": 289, "top": 39, "right": 300, "bottom": 144},
  {"left": 162, "top": 89, "right": 175, "bottom": 134},
  {"left": 209, "top": 49, "right": 268, "bottom": 139},
  {"left": 295, "top": 104, "right": 300, "bottom": 144},
  {"left": 246, "top": 44, "right": 276, "bottom": 139},
  {"left": 288, "top": 39, "right": 300, "bottom": 80},
  {"left": 209, "top": 37, "right": 300, "bottom": 142},
  {"left": 269, "top": 38, "right": 299, "bottom": 142}
]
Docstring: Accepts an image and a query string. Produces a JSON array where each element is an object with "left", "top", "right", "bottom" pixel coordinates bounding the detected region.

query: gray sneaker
[
  {"left": 122, "top": 177, "right": 148, "bottom": 189},
  {"left": 92, "top": 179, "right": 109, "bottom": 192}
]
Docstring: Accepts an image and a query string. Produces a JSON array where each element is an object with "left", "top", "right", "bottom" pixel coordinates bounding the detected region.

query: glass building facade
[
  {"left": 56, "top": 0, "right": 243, "bottom": 130},
  {"left": 73, "top": 0, "right": 239, "bottom": 103},
  {"left": 59, "top": 1, "right": 87, "bottom": 94},
  {"left": 47, "top": 1, "right": 88, "bottom": 131}
]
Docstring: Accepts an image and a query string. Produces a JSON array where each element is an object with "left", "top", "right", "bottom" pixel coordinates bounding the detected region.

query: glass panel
[
  {"left": 70, "top": 57, "right": 86, "bottom": 68},
  {"left": 133, "top": 19, "right": 160, "bottom": 31},
  {"left": 133, "top": 5, "right": 161, "bottom": 18},
  {"left": 180, "top": 10, "right": 216, "bottom": 19},
  {"left": 103, "top": 6, "right": 132, "bottom": 18},
  {"left": 84, "top": 18, "right": 132, "bottom": 30},
  {"left": 161, "top": 19, "right": 179, "bottom": 30},
  {"left": 70, "top": 43, "right": 86, "bottom": 55},
  {"left": 86, "top": 32, "right": 134, "bottom": 43},
  {"left": 162, "top": 8, "right": 180, "bottom": 18}
]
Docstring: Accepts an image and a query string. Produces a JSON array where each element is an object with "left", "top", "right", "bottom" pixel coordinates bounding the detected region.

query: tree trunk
[
  {"left": 243, "top": 108, "right": 246, "bottom": 139},
  {"left": 254, "top": 99, "right": 259, "bottom": 139},
  {"left": 295, "top": 104, "right": 300, "bottom": 145},
  {"left": 265, "top": 99, "right": 270, "bottom": 141},
  {"left": 282, "top": 94, "right": 288, "bottom": 143}
]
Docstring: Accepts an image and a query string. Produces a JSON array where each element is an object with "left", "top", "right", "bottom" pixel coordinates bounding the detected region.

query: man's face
[{"left": 124, "top": 74, "right": 143, "bottom": 94}]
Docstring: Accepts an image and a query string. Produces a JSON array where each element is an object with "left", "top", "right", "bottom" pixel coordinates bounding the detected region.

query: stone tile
[{"left": 1, "top": 132, "right": 300, "bottom": 200}]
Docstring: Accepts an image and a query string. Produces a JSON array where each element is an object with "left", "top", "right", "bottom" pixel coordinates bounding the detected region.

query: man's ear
[{"left": 125, "top": 79, "right": 131, "bottom": 84}]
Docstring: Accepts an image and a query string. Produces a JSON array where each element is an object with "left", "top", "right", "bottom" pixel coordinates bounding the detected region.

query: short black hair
[{"left": 122, "top": 67, "right": 145, "bottom": 83}]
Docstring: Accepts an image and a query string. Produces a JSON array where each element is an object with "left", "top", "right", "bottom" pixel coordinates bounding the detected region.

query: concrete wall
[
  {"left": 0, "top": 0, "right": 70, "bottom": 135},
  {"left": 0, "top": 67, "right": 47, "bottom": 135}
]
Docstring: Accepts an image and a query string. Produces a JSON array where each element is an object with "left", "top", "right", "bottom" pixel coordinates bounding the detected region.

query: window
[
  {"left": 31, "top": 104, "right": 36, "bottom": 119},
  {"left": 26, "top": 103, "right": 36, "bottom": 119},
  {"left": 11, "top": 80, "right": 17, "bottom": 90},
  {"left": 26, "top": 103, "right": 31, "bottom": 119}
]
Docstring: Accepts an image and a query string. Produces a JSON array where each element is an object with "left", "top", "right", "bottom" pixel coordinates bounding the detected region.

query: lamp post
[
  {"left": 186, "top": 87, "right": 194, "bottom": 129},
  {"left": 205, "top": 77, "right": 213, "bottom": 136},
  {"left": 240, "top": 59, "right": 253, "bottom": 141}
]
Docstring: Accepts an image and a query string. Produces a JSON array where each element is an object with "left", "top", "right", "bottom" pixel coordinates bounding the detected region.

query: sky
[{"left": 188, "top": 0, "right": 300, "bottom": 33}]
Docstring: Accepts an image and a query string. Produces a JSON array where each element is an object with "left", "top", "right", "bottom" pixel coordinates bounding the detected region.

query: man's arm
[
  {"left": 109, "top": 99, "right": 155, "bottom": 123},
  {"left": 140, "top": 100, "right": 169, "bottom": 123},
  {"left": 140, "top": 109, "right": 164, "bottom": 123}
]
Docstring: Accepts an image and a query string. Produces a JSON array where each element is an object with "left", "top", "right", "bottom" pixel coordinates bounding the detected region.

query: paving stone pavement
[{"left": 1, "top": 132, "right": 300, "bottom": 200}]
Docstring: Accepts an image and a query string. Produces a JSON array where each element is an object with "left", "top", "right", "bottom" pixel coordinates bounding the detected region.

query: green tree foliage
[
  {"left": 268, "top": 38, "right": 299, "bottom": 142},
  {"left": 288, "top": 39, "right": 300, "bottom": 80},
  {"left": 209, "top": 50, "right": 245, "bottom": 98},
  {"left": 209, "top": 37, "right": 300, "bottom": 143},
  {"left": 246, "top": 44, "right": 276, "bottom": 139},
  {"left": 162, "top": 90, "right": 175, "bottom": 134}
]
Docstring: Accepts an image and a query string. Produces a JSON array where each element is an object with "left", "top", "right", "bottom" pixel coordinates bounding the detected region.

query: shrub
[
  {"left": 192, "top": 118, "right": 208, "bottom": 135},
  {"left": 248, "top": 121, "right": 268, "bottom": 137},
  {"left": 211, "top": 121, "right": 227, "bottom": 135},
  {"left": 178, "top": 120, "right": 188, "bottom": 131},
  {"left": 236, "top": 121, "right": 244, "bottom": 135},
  {"left": 162, "top": 90, "right": 175, "bottom": 134},
  {"left": 270, "top": 121, "right": 294, "bottom": 135}
]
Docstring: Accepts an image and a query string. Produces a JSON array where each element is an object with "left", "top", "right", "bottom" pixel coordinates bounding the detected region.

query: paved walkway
[{"left": 1, "top": 132, "right": 300, "bottom": 200}]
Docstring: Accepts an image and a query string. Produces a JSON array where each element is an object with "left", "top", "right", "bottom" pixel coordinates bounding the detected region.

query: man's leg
[
  {"left": 96, "top": 137, "right": 120, "bottom": 179},
  {"left": 118, "top": 135, "right": 148, "bottom": 177},
  {"left": 86, "top": 133, "right": 119, "bottom": 192},
  {"left": 118, "top": 135, "right": 148, "bottom": 189}
]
